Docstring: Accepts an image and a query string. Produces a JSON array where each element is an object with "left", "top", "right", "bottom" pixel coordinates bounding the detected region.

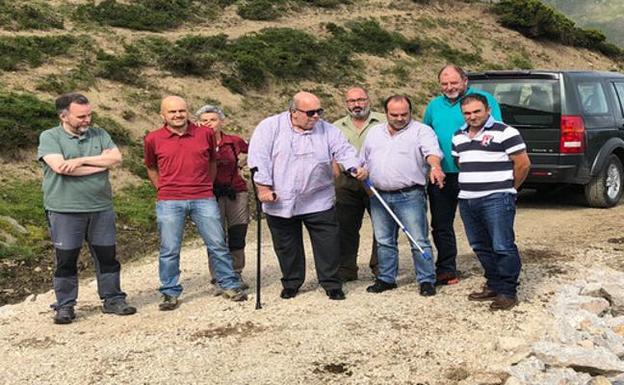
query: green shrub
[
  {"left": 0, "top": 35, "right": 86, "bottom": 71},
  {"left": 422, "top": 39, "right": 481, "bottom": 66},
  {"left": 0, "top": 1, "right": 64, "bottom": 30},
  {"left": 0, "top": 92, "right": 132, "bottom": 154},
  {"left": 75, "top": 0, "right": 225, "bottom": 31},
  {"left": 0, "top": 93, "right": 57, "bottom": 154},
  {"left": 95, "top": 50, "right": 146, "bottom": 86},
  {"left": 507, "top": 52, "right": 533, "bottom": 69},
  {"left": 83, "top": 20, "right": 421, "bottom": 91},
  {"left": 35, "top": 62, "right": 97, "bottom": 94},
  {"left": 301, "top": 0, "right": 349, "bottom": 8},
  {"left": 327, "top": 20, "right": 406, "bottom": 56},
  {"left": 494, "top": 0, "right": 624, "bottom": 59},
  {"left": 92, "top": 115, "right": 132, "bottom": 146},
  {"left": 237, "top": 0, "right": 288, "bottom": 20},
  {"left": 75, "top": 0, "right": 189, "bottom": 31}
]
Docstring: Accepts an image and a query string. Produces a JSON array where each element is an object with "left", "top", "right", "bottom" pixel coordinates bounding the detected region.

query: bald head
[
  {"left": 160, "top": 95, "right": 189, "bottom": 132},
  {"left": 292, "top": 91, "right": 320, "bottom": 111},
  {"left": 290, "top": 91, "right": 323, "bottom": 131},
  {"left": 160, "top": 96, "right": 186, "bottom": 114}
]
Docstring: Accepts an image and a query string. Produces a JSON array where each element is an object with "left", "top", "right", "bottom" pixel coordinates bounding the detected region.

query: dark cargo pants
[{"left": 46, "top": 209, "right": 126, "bottom": 309}]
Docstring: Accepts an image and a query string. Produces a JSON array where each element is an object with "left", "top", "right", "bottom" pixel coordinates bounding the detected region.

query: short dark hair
[
  {"left": 384, "top": 95, "right": 412, "bottom": 112},
  {"left": 438, "top": 64, "right": 467, "bottom": 81},
  {"left": 55, "top": 93, "right": 89, "bottom": 114},
  {"left": 460, "top": 93, "right": 489, "bottom": 108}
]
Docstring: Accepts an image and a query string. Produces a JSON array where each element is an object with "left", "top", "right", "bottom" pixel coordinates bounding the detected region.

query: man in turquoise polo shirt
[
  {"left": 333, "top": 87, "right": 385, "bottom": 282},
  {"left": 423, "top": 65, "right": 502, "bottom": 286},
  {"left": 38, "top": 92, "right": 136, "bottom": 324}
]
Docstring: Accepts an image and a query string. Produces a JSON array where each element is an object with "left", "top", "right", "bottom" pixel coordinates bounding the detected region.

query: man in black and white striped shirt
[{"left": 452, "top": 93, "right": 530, "bottom": 311}]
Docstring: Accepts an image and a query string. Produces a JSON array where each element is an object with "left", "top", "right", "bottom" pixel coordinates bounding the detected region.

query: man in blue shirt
[{"left": 423, "top": 65, "right": 502, "bottom": 286}]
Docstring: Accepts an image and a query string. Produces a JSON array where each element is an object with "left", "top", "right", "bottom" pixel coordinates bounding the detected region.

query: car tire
[{"left": 584, "top": 154, "right": 624, "bottom": 208}]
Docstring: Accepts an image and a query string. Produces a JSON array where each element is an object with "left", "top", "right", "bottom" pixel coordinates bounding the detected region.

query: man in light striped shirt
[{"left": 452, "top": 94, "right": 530, "bottom": 311}]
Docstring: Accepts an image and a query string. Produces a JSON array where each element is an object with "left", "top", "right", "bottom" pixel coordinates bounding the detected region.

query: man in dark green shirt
[
  {"left": 333, "top": 87, "right": 385, "bottom": 281},
  {"left": 38, "top": 93, "right": 136, "bottom": 324}
]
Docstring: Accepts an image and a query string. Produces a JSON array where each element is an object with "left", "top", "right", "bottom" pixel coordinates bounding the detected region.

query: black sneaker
[
  {"left": 159, "top": 295, "right": 179, "bottom": 311},
  {"left": 419, "top": 282, "right": 436, "bottom": 297},
  {"left": 280, "top": 288, "right": 298, "bottom": 299},
  {"left": 366, "top": 279, "right": 397, "bottom": 293},
  {"left": 54, "top": 307, "right": 76, "bottom": 325},
  {"left": 102, "top": 299, "right": 137, "bottom": 316},
  {"left": 326, "top": 288, "right": 346, "bottom": 300}
]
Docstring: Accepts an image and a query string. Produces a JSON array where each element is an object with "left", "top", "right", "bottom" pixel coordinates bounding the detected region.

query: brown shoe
[
  {"left": 490, "top": 295, "right": 518, "bottom": 311},
  {"left": 468, "top": 286, "right": 497, "bottom": 301}
]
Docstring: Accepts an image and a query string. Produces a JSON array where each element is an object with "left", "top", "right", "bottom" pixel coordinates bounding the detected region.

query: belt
[{"left": 375, "top": 184, "right": 424, "bottom": 194}]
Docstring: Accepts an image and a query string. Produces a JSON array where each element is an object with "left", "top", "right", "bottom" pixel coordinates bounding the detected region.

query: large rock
[
  {"left": 532, "top": 341, "right": 624, "bottom": 376},
  {"left": 589, "top": 376, "right": 613, "bottom": 385},
  {"left": 506, "top": 356, "right": 545, "bottom": 383},
  {"left": 601, "top": 284, "right": 624, "bottom": 316},
  {"left": 507, "top": 359, "right": 592, "bottom": 385}
]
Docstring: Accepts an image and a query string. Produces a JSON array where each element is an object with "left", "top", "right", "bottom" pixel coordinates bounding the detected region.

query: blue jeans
[
  {"left": 370, "top": 188, "right": 435, "bottom": 284},
  {"left": 156, "top": 198, "right": 240, "bottom": 297},
  {"left": 459, "top": 193, "right": 521, "bottom": 297}
]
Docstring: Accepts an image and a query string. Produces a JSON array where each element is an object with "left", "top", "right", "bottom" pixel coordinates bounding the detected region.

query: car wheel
[{"left": 584, "top": 154, "right": 624, "bottom": 208}]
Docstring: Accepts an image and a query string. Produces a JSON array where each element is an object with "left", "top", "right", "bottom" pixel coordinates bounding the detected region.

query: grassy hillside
[
  {"left": 543, "top": 0, "right": 624, "bottom": 48},
  {"left": 0, "top": 0, "right": 621, "bottom": 305}
]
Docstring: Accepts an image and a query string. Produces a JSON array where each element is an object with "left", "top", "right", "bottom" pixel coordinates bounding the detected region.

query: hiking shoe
[
  {"left": 102, "top": 299, "right": 137, "bottom": 316},
  {"left": 159, "top": 295, "right": 179, "bottom": 311},
  {"left": 468, "top": 286, "right": 498, "bottom": 301},
  {"left": 419, "top": 282, "right": 436, "bottom": 297},
  {"left": 435, "top": 271, "right": 460, "bottom": 286},
  {"left": 490, "top": 295, "right": 518, "bottom": 311},
  {"left": 366, "top": 279, "right": 397, "bottom": 293},
  {"left": 221, "top": 287, "right": 248, "bottom": 302},
  {"left": 326, "top": 288, "right": 346, "bottom": 300},
  {"left": 239, "top": 278, "right": 250, "bottom": 291},
  {"left": 54, "top": 307, "right": 76, "bottom": 325},
  {"left": 280, "top": 288, "right": 298, "bottom": 299}
]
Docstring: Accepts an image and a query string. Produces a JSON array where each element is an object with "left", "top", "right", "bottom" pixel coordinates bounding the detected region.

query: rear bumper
[{"left": 525, "top": 164, "right": 590, "bottom": 185}]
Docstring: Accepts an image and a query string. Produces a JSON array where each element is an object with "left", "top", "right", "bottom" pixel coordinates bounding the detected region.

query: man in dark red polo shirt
[{"left": 144, "top": 96, "right": 247, "bottom": 311}]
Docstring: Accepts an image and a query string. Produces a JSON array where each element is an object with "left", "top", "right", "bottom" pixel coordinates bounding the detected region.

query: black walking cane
[{"left": 249, "top": 167, "right": 263, "bottom": 310}]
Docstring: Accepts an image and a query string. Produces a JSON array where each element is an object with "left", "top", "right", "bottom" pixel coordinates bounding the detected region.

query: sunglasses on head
[{"left": 295, "top": 108, "right": 324, "bottom": 117}]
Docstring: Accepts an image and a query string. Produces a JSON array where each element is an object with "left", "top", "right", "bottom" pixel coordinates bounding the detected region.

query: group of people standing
[{"left": 38, "top": 64, "right": 530, "bottom": 325}]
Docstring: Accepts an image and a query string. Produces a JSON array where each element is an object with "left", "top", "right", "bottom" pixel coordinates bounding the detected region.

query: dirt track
[{"left": 1, "top": 189, "right": 623, "bottom": 385}]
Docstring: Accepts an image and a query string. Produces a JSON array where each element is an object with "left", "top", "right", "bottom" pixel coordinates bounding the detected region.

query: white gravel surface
[{"left": 1, "top": 192, "right": 623, "bottom": 385}]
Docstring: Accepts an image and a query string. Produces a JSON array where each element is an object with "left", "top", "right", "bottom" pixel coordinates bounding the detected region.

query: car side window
[
  {"left": 577, "top": 81, "right": 610, "bottom": 115},
  {"left": 613, "top": 82, "right": 624, "bottom": 116}
]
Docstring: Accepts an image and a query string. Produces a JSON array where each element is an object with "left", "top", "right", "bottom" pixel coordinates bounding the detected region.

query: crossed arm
[{"left": 42, "top": 147, "right": 122, "bottom": 176}]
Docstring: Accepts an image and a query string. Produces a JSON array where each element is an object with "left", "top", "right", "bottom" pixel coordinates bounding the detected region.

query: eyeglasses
[
  {"left": 346, "top": 98, "right": 368, "bottom": 104},
  {"left": 295, "top": 108, "right": 324, "bottom": 117}
]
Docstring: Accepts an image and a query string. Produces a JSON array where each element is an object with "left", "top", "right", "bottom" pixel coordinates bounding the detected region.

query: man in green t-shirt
[
  {"left": 38, "top": 93, "right": 136, "bottom": 324},
  {"left": 332, "top": 87, "right": 386, "bottom": 281}
]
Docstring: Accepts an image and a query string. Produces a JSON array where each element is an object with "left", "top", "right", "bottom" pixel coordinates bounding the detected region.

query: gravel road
[{"left": 1, "top": 190, "right": 623, "bottom": 385}]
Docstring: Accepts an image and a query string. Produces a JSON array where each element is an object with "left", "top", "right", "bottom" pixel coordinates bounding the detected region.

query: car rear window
[{"left": 470, "top": 79, "right": 561, "bottom": 128}]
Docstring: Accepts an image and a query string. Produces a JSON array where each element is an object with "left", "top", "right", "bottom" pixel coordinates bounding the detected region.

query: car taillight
[{"left": 560, "top": 115, "right": 585, "bottom": 154}]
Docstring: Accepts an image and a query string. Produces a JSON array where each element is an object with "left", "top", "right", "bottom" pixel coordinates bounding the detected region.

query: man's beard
[{"left": 349, "top": 106, "right": 370, "bottom": 119}]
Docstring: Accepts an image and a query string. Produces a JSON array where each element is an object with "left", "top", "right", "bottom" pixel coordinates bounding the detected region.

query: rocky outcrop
[{"left": 505, "top": 269, "right": 624, "bottom": 385}]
